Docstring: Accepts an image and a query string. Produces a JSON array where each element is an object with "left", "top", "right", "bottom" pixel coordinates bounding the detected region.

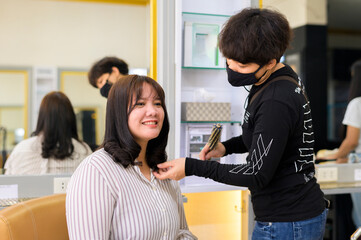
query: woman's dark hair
[
  {"left": 219, "top": 8, "right": 292, "bottom": 66},
  {"left": 102, "top": 75, "right": 169, "bottom": 170},
  {"left": 32, "top": 91, "right": 80, "bottom": 159},
  {"left": 339, "top": 59, "right": 361, "bottom": 139},
  {"left": 88, "top": 56, "right": 129, "bottom": 88},
  {"left": 348, "top": 59, "right": 361, "bottom": 102}
]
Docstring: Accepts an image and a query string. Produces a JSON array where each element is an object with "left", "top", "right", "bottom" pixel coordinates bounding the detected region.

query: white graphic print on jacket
[
  {"left": 295, "top": 96, "right": 314, "bottom": 173},
  {"left": 230, "top": 134, "right": 273, "bottom": 175}
]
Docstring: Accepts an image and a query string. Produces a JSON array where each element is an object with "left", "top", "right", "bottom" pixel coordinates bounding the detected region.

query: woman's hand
[
  {"left": 153, "top": 158, "right": 186, "bottom": 181},
  {"left": 336, "top": 157, "right": 348, "bottom": 163},
  {"left": 199, "top": 142, "right": 226, "bottom": 160},
  {"left": 317, "top": 153, "right": 337, "bottom": 160},
  {"left": 316, "top": 151, "right": 348, "bottom": 163}
]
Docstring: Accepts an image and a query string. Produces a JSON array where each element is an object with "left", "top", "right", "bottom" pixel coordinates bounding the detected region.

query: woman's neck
[
  {"left": 136, "top": 144, "right": 151, "bottom": 181},
  {"left": 137, "top": 149, "right": 147, "bottom": 166}
]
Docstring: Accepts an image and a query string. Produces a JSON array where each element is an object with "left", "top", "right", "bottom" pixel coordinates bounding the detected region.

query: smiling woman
[
  {"left": 102, "top": 75, "right": 169, "bottom": 170},
  {"left": 128, "top": 82, "right": 165, "bottom": 147},
  {"left": 66, "top": 75, "right": 197, "bottom": 239}
]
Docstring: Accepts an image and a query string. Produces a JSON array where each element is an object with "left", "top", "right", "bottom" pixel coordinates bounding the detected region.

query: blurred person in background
[
  {"left": 318, "top": 59, "right": 361, "bottom": 230},
  {"left": 88, "top": 56, "right": 129, "bottom": 98}
]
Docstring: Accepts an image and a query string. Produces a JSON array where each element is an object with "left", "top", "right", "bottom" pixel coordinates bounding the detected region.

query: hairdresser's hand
[
  {"left": 199, "top": 142, "right": 226, "bottom": 160},
  {"left": 153, "top": 158, "right": 186, "bottom": 181}
]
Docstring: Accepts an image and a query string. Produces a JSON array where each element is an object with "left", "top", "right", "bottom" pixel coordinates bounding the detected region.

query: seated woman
[
  {"left": 66, "top": 75, "right": 196, "bottom": 240},
  {"left": 4, "top": 91, "right": 91, "bottom": 175}
]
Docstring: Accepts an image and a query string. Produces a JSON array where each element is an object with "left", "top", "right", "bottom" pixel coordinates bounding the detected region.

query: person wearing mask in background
[
  {"left": 154, "top": 8, "right": 328, "bottom": 239},
  {"left": 318, "top": 59, "right": 361, "bottom": 230},
  {"left": 88, "top": 56, "right": 129, "bottom": 98},
  {"left": 66, "top": 75, "right": 196, "bottom": 240},
  {"left": 4, "top": 91, "right": 91, "bottom": 175}
]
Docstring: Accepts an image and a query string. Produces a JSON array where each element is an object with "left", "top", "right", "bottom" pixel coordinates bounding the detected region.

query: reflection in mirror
[
  {"left": 0, "top": 70, "right": 28, "bottom": 168},
  {"left": 60, "top": 70, "right": 107, "bottom": 147},
  {"left": 75, "top": 108, "right": 97, "bottom": 151},
  {"left": 0, "top": 0, "right": 150, "bottom": 173},
  {"left": 3, "top": 91, "right": 92, "bottom": 175}
]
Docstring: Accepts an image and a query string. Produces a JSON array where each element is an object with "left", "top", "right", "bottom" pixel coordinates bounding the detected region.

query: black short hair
[
  {"left": 219, "top": 8, "right": 292, "bottom": 66},
  {"left": 102, "top": 75, "right": 169, "bottom": 170},
  {"left": 88, "top": 56, "right": 129, "bottom": 88}
]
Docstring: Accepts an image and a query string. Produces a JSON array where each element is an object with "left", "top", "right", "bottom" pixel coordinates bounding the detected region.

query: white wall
[
  {"left": 263, "top": 0, "right": 327, "bottom": 28},
  {"left": 0, "top": 0, "right": 149, "bottom": 69}
]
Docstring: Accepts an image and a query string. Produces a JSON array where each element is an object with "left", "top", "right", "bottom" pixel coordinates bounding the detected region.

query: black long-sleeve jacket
[{"left": 185, "top": 65, "right": 325, "bottom": 222}]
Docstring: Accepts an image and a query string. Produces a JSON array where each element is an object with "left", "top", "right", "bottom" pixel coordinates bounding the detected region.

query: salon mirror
[{"left": 0, "top": 0, "right": 151, "bottom": 170}]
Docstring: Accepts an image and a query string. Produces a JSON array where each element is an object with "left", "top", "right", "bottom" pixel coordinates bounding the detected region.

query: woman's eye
[
  {"left": 154, "top": 101, "right": 162, "bottom": 106},
  {"left": 135, "top": 102, "right": 145, "bottom": 106}
]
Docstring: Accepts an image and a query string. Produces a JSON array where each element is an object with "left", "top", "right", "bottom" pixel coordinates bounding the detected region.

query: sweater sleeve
[
  {"left": 66, "top": 161, "right": 116, "bottom": 240},
  {"left": 173, "top": 181, "right": 198, "bottom": 240},
  {"left": 222, "top": 135, "right": 248, "bottom": 155},
  {"left": 185, "top": 100, "right": 294, "bottom": 190}
]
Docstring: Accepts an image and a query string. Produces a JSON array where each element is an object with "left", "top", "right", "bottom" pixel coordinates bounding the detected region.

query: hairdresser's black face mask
[
  {"left": 100, "top": 81, "right": 112, "bottom": 98},
  {"left": 226, "top": 62, "right": 265, "bottom": 87}
]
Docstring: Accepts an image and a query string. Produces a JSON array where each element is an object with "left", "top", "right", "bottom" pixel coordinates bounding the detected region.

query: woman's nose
[{"left": 145, "top": 103, "right": 157, "bottom": 116}]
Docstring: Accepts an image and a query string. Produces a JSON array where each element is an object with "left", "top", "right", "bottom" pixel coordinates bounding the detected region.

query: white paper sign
[
  {"left": 0, "top": 184, "right": 18, "bottom": 199},
  {"left": 355, "top": 169, "right": 361, "bottom": 181}
]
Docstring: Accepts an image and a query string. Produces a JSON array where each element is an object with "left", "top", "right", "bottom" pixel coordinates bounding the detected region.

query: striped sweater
[{"left": 66, "top": 148, "right": 196, "bottom": 240}]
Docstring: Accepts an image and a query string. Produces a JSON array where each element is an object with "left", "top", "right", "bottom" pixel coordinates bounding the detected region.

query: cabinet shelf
[
  {"left": 181, "top": 121, "right": 241, "bottom": 124},
  {"left": 182, "top": 12, "right": 231, "bottom": 18},
  {"left": 180, "top": 181, "right": 246, "bottom": 193},
  {"left": 182, "top": 66, "right": 226, "bottom": 70}
]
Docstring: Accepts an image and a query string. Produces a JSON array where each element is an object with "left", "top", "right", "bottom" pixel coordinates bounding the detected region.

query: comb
[{"left": 207, "top": 123, "right": 222, "bottom": 151}]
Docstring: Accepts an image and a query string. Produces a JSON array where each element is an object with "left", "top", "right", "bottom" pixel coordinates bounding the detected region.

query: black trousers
[{"left": 335, "top": 194, "right": 356, "bottom": 240}]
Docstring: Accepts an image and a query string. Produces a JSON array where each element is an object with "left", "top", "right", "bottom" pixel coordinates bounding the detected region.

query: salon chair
[
  {"left": 0, "top": 194, "right": 68, "bottom": 240},
  {"left": 351, "top": 227, "right": 361, "bottom": 240}
]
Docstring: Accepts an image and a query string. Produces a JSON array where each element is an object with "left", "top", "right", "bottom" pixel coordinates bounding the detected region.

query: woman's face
[{"left": 128, "top": 83, "right": 164, "bottom": 146}]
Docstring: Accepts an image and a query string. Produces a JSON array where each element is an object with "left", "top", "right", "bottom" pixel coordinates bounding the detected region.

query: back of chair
[
  {"left": 351, "top": 227, "right": 361, "bottom": 240},
  {"left": 0, "top": 194, "right": 69, "bottom": 240}
]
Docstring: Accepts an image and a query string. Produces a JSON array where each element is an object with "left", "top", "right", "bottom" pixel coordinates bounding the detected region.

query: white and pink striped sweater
[{"left": 66, "top": 148, "right": 196, "bottom": 240}]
